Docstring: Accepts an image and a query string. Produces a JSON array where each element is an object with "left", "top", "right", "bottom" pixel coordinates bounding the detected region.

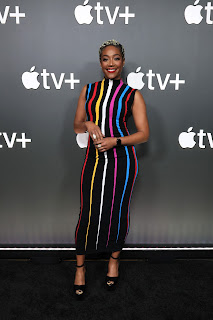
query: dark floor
[{"left": 0, "top": 258, "right": 212, "bottom": 320}]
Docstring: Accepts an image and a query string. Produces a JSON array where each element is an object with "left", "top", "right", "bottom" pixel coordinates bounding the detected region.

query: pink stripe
[
  {"left": 122, "top": 90, "right": 138, "bottom": 240},
  {"left": 106, "top": 80, "right": 123, "bottom": 246}
]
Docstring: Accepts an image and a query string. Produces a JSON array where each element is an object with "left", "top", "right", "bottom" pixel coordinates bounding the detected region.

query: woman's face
[{"left": 100, "top": 45, "right": 125, "bottom": 80}]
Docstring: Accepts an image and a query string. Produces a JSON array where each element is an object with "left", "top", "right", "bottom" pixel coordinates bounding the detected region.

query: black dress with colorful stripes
[{"left": 75, "top": 77, "right": 138, "bottom": 255}]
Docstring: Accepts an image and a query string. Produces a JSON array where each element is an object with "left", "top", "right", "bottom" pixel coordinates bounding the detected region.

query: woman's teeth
[{"left": 107, "top": 69, "right": 116, "bottom": 73}]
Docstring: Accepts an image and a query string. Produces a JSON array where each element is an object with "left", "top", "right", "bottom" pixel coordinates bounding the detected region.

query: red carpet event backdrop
[{"left": 0, "top": 0, "right": 212, "bottom": 246}]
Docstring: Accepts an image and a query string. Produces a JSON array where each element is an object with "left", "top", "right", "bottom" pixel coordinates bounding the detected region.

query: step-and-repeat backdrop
[{"left": 0, "top": 0, "right": 212, "bottom": 246}]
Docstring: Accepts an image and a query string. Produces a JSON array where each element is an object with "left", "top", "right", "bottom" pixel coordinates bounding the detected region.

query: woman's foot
[
  {"left": 74, "top": 264, "right": 86, "bottom": 296},
  {"left": 106, "top": 254, "right": 120, "bottom": 287}
]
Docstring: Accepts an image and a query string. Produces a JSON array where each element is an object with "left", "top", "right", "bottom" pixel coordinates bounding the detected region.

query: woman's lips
[{"left": 107, "top": 69, "right": 116, "bottom": 73}]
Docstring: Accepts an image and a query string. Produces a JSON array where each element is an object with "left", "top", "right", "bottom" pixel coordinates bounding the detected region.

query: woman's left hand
[{"left": 93, "top": 137, "right": 116, "bottom": 152}]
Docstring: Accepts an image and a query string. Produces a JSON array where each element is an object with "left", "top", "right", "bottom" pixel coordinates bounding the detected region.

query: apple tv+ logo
[
  {"left": 0, "top": 6, "right": 25, "bottom": 24},
  {"left": 184, "top": 0, "right": 213, "bottom": 24},
  {"left": 178, "top": 127, "right": 213, "bottom": 149},
  {"left": 0, "top": 133, "right": 31, "bottom": 149},
  {"left": 127, "top": 67, "right": 185, "bottom": 91},
  {"left": 22, "top": 66, "right": 80, "bottom": 90},
  {"left": 74, "top": 0, "right": 135, "bottom": 25}
]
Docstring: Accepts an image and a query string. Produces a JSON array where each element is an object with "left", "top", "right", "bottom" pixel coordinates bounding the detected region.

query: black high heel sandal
[
  {"left": 73, "top": 263, "right": 86, "bottom": 299},
  {"left": 105, "top": 254, "right": 120, "bottom": 291}
]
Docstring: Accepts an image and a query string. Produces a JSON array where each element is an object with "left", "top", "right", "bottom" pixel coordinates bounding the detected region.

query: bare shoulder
[
  {"left": 81, "top": 84, "right": 87, "bottom": 95},
  {"left": 79, "top": 84, "right": 87, "bottom": 100},
  {"left": 134, "top": 89, "right": 145, "bottom": 102},
  {"left": 131, "top": 89, "right": 146, "bottom": 111}
]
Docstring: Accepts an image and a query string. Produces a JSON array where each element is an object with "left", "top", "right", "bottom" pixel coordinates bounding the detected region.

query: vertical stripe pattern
[{"left": 75, "top": 77, "right": 139, "bottom": 255}]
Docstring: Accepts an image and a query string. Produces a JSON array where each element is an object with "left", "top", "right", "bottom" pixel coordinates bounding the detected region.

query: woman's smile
[{"left": 107, "top": 68, "right": 116, "bottom": 73}]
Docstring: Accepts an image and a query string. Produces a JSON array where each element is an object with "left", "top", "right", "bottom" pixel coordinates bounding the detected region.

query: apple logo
[
  {"left": 184, "top": 0, "right": 203, "bottom": 24},
  {"left": 127, "top": 67, "right": 145, "bottom": 90},
  {"left": 178, "top": 127, "right": 196, "bottom": 148},
  {"left": 22, "top": 66, "right": 40, "bottom": 89},
  {"left": 74, "top": 0, "right": 93, "bottom": 24}
]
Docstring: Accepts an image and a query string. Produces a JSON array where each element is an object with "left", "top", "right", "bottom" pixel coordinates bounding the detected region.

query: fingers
[
  {"left": 96, "top": 145, "right": 105, "bottom": 152},
  {"left": 92, "top": 129, "right": 104, "bottom": 141},
  {"left": 93, "top": 138, "right": 105, "bottom": 151},
  {"left": 89, "top": 126, "right": 106, "bottom": 152},
  {"left": 94, "top": 141, "right": 105, "bottom": 150}
]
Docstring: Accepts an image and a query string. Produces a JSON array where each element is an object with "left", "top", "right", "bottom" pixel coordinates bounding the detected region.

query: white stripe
[{"left": 96, "top": 80, "right": 113, "bottom": 249}]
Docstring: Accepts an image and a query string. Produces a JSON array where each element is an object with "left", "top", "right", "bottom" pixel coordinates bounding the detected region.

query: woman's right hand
[{"left": 85, "top": 121, "right": 105, "bottom": 142}]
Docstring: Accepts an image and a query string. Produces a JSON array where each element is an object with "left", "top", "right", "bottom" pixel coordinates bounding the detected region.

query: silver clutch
[{"left": 76, "top": 131, "right": 89, "bottom": 148}]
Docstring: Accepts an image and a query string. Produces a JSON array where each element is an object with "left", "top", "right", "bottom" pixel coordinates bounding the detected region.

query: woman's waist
[{"left": 86, "top": 145, "right": 136, "bottom": 159}]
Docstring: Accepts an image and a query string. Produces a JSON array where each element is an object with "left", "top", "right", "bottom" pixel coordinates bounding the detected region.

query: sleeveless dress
[{"left": 75, "top": 77, "right": 139, "bottom": 255}]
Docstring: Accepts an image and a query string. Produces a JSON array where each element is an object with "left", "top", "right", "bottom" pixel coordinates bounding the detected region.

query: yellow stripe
[{"left": 85, "top": 79, "right": 105, "bottom": 251}]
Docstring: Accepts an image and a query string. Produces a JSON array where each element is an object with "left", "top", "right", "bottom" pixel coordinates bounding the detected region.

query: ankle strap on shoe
[
  {"left": 110, "top": 255, "right": 120, "bottom": 259},
  {"left": 76, "top": 263, "right": 85, "bottom": 267}
]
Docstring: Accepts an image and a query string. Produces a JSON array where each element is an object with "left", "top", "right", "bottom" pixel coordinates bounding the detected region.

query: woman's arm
[
  {"left": 117, "top": 90, "right": 150, "bottom": 146},
  {"left": 73, "top": 85, "right": 104, "bottom": 141},
  {"left": 73, "top": 85, "right": 88, "bottom": 134}
]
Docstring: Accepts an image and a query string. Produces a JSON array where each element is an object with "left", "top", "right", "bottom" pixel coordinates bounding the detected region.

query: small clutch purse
[{"left": 76, "top": 131, "right": 89, "bottom": 148}]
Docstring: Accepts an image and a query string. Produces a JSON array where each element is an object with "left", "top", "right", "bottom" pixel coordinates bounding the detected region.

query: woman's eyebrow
[{"left": 102, "top": 54, "right": 121, "bottom": 57}]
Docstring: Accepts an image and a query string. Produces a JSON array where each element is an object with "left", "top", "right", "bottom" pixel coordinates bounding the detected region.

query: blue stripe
[
  {"left": 115, "top": 86, "right": 130, "bottom": 242},
  {"left": 126, "top": 145, "right": 138, "bottom": 236},
  {"left": 85, "top": 84, "right": 91, "bottom": 120}
]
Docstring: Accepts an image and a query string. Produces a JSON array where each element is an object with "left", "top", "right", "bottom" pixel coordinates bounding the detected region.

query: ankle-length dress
[{"left": 75, "top": 77, "right": 138, "bottom": 255}]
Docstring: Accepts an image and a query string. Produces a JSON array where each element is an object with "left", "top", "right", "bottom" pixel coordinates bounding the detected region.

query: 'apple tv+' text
[
  {"left": 22, "top": 67, "right": 185, "bottom": 91},
  {"left": 0, "top": 133, "right": 31, "bottom": 148},
  {"left": 22, "top": 67, "right": 80, "bottom": 90},
  {"left": 178, "top": 128, "right": 213, "bottom": 149},
  {"left": 74, "top": 1, "right": 135, "bottom": 25},
  {"left": 127, "top": 67, "right": 185, "bottom": 91}
]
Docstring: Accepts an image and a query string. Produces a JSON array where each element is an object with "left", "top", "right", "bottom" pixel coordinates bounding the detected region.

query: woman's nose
[{"left": 108, "top": 58, "right": 114, "bottom": 66}]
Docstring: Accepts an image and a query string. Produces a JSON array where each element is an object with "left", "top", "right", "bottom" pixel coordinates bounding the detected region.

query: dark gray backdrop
[{"left": 0, "top": 0, "right": 212, "bottom": 245}]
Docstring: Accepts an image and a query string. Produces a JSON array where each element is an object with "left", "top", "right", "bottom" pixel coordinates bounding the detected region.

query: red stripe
[
  {"left": 75, "top": 82, "right": 99, "bottom": 245},
  {"left": 123, "top": 89, "right": 134, "bottom": 133},
  {"left": 75, "top": 138, "right": 91, "bottom": 244},
  {"left": 88, "top": 82, "right": 98, "bottom": 121}
]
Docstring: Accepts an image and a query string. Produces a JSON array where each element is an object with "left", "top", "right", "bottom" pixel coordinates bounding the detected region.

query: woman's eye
[{"left": 103, "top": 57, "right": 120, "bottom": 61}]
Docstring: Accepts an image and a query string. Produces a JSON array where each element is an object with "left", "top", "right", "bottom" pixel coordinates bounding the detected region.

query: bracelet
[{"left": 116, "top": 138, "right": 122, "bottom": 147}]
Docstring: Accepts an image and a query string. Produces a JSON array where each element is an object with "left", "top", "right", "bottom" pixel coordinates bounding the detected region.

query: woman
[{"left": 73, "top": 39, "right": 149, "bottom": 298}]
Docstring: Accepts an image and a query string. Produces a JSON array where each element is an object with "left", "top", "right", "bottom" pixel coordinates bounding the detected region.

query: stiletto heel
[
  {"left": 73, "top": 262, "right": 86, "bottom": 299},
  {"left": 105, "top": 254, "right": 120, "bottom": 291}
]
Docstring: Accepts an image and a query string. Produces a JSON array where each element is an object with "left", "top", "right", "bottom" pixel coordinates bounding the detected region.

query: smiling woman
[{"left": 73, "top": 39, "right": 149, "bottom": 297}]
